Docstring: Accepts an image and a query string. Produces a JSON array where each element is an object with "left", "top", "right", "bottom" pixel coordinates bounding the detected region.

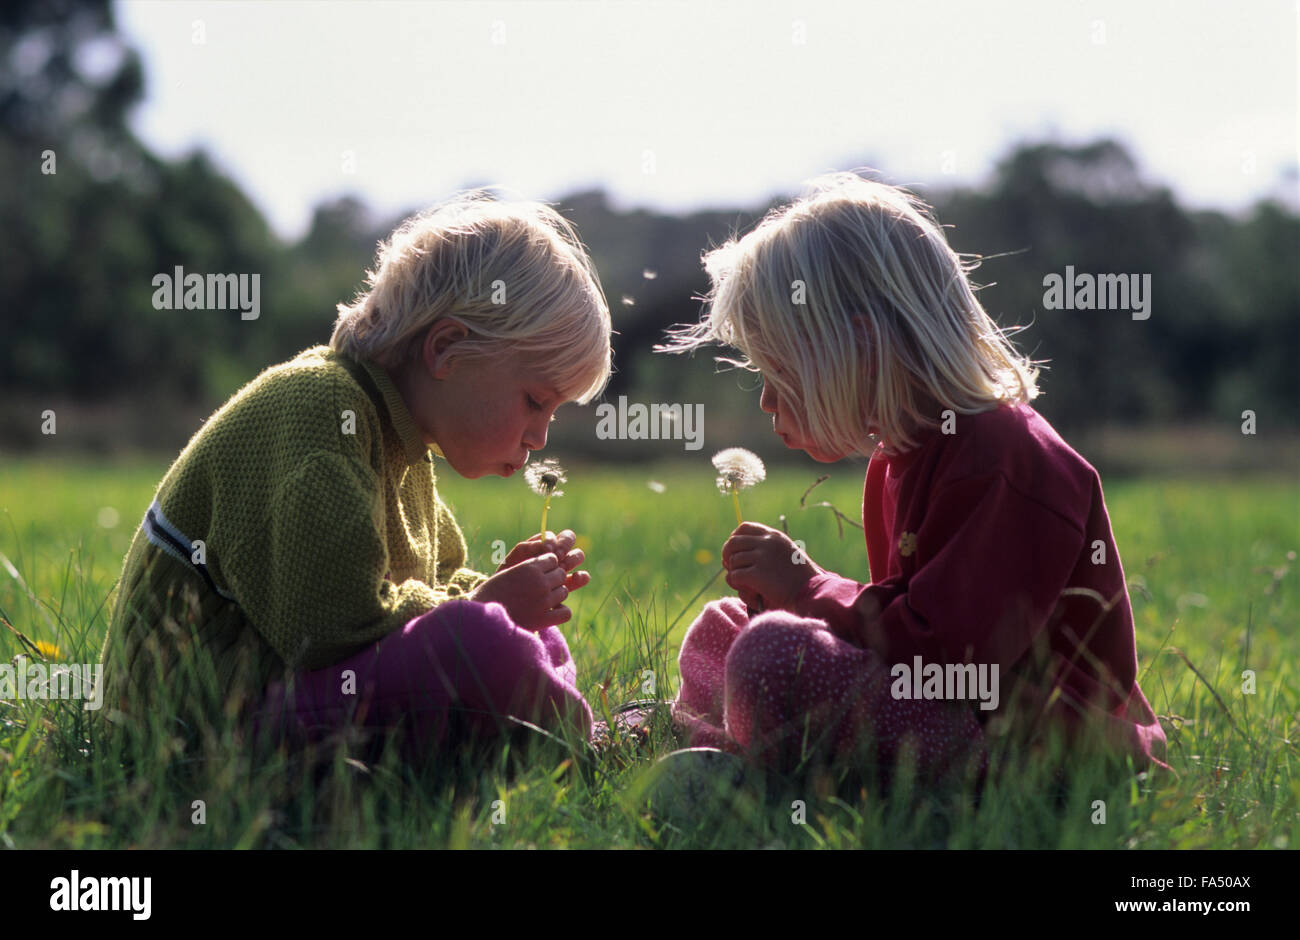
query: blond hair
[
  {"left": 659, "top": 172, "right": 1041, "bottom": 454},
  {"left": 331, "top": 191, "right": 612, "bottom": 404}
]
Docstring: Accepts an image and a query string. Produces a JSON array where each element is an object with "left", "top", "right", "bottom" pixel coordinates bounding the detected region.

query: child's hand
[
  {"left": 721, "top": 522, "right": 823, "bottom": 613},
  {"left": 497, "top": 529, "right": 589, "bottom": 594},
  {"left": 472, "top": 552, "right": 574, "bottom": 631}
]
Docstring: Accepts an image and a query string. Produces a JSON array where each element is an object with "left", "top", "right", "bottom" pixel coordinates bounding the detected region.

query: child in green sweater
[{"left": 99, "top": 192, "right": 612, "bottom": 757}]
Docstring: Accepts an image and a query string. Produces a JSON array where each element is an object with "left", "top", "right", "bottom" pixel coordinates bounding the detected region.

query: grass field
[{"left": 0, "top": 455, "right": 1296, "bottom": 849}]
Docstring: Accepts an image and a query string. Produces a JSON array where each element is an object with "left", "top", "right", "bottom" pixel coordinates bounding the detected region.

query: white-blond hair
[
  {"left": 658, "top": 171, "right": 1041, "bottom": 454},
  {"left": 331, "top": 191, "right": 612, "bottom": 404}
]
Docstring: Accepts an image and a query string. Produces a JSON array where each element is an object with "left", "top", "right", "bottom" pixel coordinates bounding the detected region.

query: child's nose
[
  {"left": 523, "top": 421, "right": 549, "bottom": 452},
  {"left": 759, "top": 380, "right": 777, "bottom": 414}
]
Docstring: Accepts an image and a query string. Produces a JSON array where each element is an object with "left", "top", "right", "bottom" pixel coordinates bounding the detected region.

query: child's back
[
  {"left": 100, "top": 344, "right": 483, "bottom": 739},
  {"left": 803, "top": 398, "right": 1166, "bottom": 771}
]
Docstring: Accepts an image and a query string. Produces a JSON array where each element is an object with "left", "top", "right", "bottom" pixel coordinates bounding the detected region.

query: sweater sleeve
[
  {"left": 791, "top": 471, "right": 1087, "bottom": 670},
  {"left": 433, "top": 495, "right": 489, "bottom": 598},
  {"left": 224, "top": 450, "right": 460, "bottom": 671}
]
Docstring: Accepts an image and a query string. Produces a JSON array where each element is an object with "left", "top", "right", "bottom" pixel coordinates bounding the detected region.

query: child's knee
[
  {"left": 675, "top": 598, "right": 755, "bottom": 717},
  {"left": 682, "top": 597, "right": 749, "bottom": 646},
  {"left": 726, "top": 610, "right": 824, "bottom": 678},
  {"left": 402, "top": 599, "right": 541, "bottom": 676}
]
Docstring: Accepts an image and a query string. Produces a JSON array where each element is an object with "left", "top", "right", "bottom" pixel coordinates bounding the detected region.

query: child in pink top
[{"left": 659, "top": 173, "right": 1169, "bottom": 783}]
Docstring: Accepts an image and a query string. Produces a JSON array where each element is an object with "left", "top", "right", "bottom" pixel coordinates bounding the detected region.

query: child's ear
[{"left": 422, "top": 318, "right": 471, "bottom": 378}]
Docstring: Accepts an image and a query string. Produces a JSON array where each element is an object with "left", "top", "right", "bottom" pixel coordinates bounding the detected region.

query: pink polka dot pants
[{"left": 673, "top": 598, "right": 988, "bottom": 782}]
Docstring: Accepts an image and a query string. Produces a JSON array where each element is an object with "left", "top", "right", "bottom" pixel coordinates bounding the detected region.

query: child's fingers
[
  {"left": 724, "top": 566, "right": 758, "bottom": 594},
  {"left": 504, "top": 539, "right": 548, "bottom": 568},
  {"left": 537, "top": 558, "right": 566, "bottom": 587},
  {"left": 512, "top": 553, "right": 563, "bottom": 590},
  {"left": 726, "top": 566, "right": 772, "bottom": 613},
  {"left": 724, "top": 549, "right": 760, "bottom": 571},
  {"left": 531, "top": 604, "right": 572, "bottom": 630},
  {"left": 560, "top": 548, "right": 584, "bottom": 571},
  {"left": 564, "top": 570, "right": 591, "bottom": 592},
  {"left": 724, "top": 574, "right": 763, "bottom": 613},
  {"left": 535, "top": 529, "right": 576, "bottom": 553},
  {"left": 721, "top": 536, "right": 757, "bottom": 567}
]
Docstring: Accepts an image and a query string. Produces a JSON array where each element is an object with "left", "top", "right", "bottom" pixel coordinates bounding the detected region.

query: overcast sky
[{"left": 114, "top": 0, "right": 1298, "bottom": 240}]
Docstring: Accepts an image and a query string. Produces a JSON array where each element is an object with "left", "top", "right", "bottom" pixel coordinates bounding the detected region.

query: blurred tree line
[{"left": 2, "top": 0, "right": 1296, "bottom": 457}]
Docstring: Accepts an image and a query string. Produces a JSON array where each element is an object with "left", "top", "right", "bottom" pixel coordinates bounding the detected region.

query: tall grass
[{"left": 0, "top": 457, "right": 1295, "bottom": 848}]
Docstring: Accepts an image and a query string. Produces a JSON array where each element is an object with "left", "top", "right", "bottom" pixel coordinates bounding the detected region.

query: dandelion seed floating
[
  {"left": 524, "top": 457, "right": 566, "bottom": 536},
  {"left": 712, "top": 447, "right": 766, "bottom": 526}
]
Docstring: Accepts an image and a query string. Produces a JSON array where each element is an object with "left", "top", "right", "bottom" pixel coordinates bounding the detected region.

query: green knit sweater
[{"left": 98, "top": 345, "right": 487, "bottom": 735}]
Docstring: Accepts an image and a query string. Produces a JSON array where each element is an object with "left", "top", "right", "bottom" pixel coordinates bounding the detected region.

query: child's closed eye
[{"left": 528, "top": 393, "right": 561, "bottom": 422}]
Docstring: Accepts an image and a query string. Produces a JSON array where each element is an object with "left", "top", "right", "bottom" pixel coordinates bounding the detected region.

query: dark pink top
[{"left": 791, "top": 402, "right": 1170, "bottom": 771}]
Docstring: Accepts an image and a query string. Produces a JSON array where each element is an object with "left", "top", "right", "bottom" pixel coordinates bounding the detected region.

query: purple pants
[
  {"left": 252, "top": 600, "right": 593, "bottom": 756},
  {"left": 673, "top": 598, "right": 988, "bottom": 781}
]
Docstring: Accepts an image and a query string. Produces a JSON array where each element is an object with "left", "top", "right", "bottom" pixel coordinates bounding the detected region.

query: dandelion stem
[
  {"left": 731, "top": 487, "right": 743, "bottom": 526},
  {"left": 525, "top": 458, "right": 566, "bottom": 539}
]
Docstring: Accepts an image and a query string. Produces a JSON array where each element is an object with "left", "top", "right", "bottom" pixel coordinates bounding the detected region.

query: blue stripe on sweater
[{"left": 143, "top": 499, "right": 238, "bottom": 602}]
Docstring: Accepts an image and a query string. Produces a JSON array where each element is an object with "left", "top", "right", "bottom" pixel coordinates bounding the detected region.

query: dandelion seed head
[
  {"left": 712, "top": 447, "right": 766, "bottom": 493},
  {"left": 524, "top": 457, "right": 566, "bottom": 497}
]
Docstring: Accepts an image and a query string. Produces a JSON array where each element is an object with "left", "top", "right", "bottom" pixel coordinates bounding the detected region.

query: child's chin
[
  {"left": 444, "top": 459, "right": 485, "bottom": 479},
  {"left": 805, "top": 444, "right": 848, "bottom": 463}
]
